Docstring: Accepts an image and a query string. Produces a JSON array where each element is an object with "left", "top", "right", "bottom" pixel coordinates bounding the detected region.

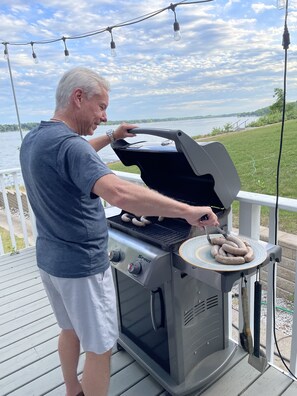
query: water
[{"left": 0, "top": 116, "right": 257, "bottom": 170}]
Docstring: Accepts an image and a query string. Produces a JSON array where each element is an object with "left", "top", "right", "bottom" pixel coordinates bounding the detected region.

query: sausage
[
  {"left": 226, "top": 252, "right": 235, "bottom": 257},
  {"left": 244, "top": 245, "right": 255, "bottom": 262},
  {"left": 222, "top": 243, "right": 248, "bottom": 256},
  {"left": 121, "top": 213, "right": 132, "bottom": 222},
  {"left": 210, "top": 235, "right": 254, "bottom": 265},
  {"left": 219, "top": 246, "right": 228, "bottom": 256},
  {"left": 215, "top": 254, "right": 246, "bottom": 265},
  {"left": 210, "top": 237, "right": 228, "bottom": 246},
  {"left": 210, "top": 245, "right": 220, "bottom": 257},
  {"left": 132, "top": 217, "right": 146, "bottom": 227},
  {"left": 140, "top": 216, "right": 151, "bottom": 225},
  {"left": 211, "top": 237, "right": 237, "bottom": 246},
  {"left": 226, "top": 235, "right": 247, "bottom": 250}
]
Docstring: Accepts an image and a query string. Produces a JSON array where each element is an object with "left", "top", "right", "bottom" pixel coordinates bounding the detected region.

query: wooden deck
[{"left": 0, "top": 247, "right": 296, "bottom": 396}]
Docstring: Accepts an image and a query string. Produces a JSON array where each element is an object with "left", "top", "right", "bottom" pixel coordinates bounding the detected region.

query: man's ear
[{"left": 73, "top": 88, "right": 83, "bottom": 105}]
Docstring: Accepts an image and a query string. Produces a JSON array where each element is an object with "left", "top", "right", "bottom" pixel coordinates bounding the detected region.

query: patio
[
  {"left": 1, "top": 247, "right": 297, "bottom": 395},
  {"left": 0, "top": 168, "right": 297, "bottom": 395}
]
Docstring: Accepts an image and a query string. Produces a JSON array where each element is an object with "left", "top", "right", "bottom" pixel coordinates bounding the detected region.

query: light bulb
[
  {"left": 30, "top": 43, "right": 38, "bottom": 64},
  {"left": 173, "top": 21, "right": 181, "bottom": 41},
  {"left": 64, "top": 49, "right": 70, "bottom": 62},
  {"left": 110, "top": 40, "right": 116, "bottom": 57},
  {"left": 62, "top": 37, "right": 70, "bottom": 63},
  {"left": 4, "top": 47, "right": 8, "bottom": 60},
  {"left": 32, "top": 52, "right": 38, "bottom": 64}
]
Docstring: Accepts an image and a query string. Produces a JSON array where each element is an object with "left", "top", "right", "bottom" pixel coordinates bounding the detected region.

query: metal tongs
[{"left": 204, "top": 225, "right": 229, "bottom": 244}]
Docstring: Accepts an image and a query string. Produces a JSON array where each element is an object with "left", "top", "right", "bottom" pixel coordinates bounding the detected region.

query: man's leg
[
  {"left": 58, "top": 329, "right": 83, "bottom": 396},
  {"left": 81, "top": 349, "right": 112, "bottom": 396}
]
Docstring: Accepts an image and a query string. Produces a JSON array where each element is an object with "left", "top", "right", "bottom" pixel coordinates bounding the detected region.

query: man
[{"left": 20, "top": 66, "right": 219, "bottom": 396}]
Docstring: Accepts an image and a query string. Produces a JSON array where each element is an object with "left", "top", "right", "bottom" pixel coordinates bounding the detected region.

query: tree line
[{"left": 0, "top": 113, "right": 262, "bottom": 133}]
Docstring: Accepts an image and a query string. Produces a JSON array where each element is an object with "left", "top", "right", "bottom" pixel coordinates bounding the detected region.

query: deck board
[
  {"left": 282, "top": 381, "right": 297, "bottom": 395},
  {"left": 0, "top": 247, "right": 296, "bottom": 396},
  {"left": 239, "top": 365, "right": 293, "bottom": 395}
]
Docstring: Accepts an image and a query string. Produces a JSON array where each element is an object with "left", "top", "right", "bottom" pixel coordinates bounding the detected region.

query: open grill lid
[{"left": 111, "top": 127, "right": 241, "bottom": 210}]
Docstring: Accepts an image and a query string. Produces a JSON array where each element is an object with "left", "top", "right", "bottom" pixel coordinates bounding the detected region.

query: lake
[{"left": 0, "top": 116, "right": 257, "bottom": 170}]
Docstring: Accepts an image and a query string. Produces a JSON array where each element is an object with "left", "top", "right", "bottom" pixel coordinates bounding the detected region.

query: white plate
[{"left": 179, "top": 234, "right": 268, "bottom": 272}]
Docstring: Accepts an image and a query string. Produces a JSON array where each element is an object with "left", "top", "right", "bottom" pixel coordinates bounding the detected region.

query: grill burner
[{"left": 108, "top": 213, "right": 191, "bottom": 251}]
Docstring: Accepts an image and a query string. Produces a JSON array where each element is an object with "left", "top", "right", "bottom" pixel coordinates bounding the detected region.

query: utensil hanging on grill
[
  {"left": 240, "top": 275, "right": 254, "bottom": 354},
  {"left": 248, "top": 268, "right": 268, "bottom": 372}
]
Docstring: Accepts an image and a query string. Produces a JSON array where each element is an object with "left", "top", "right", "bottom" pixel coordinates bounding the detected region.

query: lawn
[{"left": 0, "top": 226, "right": 25, "bottom": 254}]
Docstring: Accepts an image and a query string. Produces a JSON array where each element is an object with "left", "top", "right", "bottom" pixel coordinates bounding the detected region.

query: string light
[
  {"left": 30, "top": 42, "right": 38, "bottom": 64},
  {"left": 62, "top": 37, "right": 70, "bottom": 62},
  {"left": 1, "top": 1, "right": 213, "bottom": 60},
  {"left": 107, "top": 27, "right": 116, "bottom": 57},
  {"left": 170, "top": 4, "right": 181, "bottom": 41},
  {"left": 3, "top": 43, "right": 8, "bottom": 60}
]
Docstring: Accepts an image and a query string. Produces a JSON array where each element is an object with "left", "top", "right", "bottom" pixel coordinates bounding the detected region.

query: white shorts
[{"left": 39, "top": 267, "right": 119, "bottom": 354}]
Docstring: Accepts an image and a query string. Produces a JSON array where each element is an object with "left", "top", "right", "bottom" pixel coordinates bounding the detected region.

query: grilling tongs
[{"left": 204, "top": 225, "right": 229, "bottom": 244}]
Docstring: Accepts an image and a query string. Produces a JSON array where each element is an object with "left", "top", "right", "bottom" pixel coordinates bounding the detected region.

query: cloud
[
  {"left": 251, "top": 2, "right": 277, "bottom": 14},
  {"left": 0, "top": 0, "right": 296, "bottom": 124}
]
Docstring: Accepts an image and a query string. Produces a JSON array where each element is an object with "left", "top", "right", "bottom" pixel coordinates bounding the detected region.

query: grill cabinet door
[{"left": 115, "top": 270, "right": 170, "bottom": 373}]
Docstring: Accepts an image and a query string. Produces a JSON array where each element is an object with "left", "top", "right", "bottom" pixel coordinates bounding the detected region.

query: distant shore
[{"left": 0, "top": 112, "right": 261, "bottom": 133}]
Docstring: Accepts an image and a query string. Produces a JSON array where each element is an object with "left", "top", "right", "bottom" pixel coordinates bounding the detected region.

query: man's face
[{"left": 77, "top": 88, "right": 109, "bottom": 136}]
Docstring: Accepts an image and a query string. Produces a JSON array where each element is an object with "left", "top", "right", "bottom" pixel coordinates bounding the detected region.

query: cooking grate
[{"left": 107, "top": 214, "right": 191, "bottom": 251}]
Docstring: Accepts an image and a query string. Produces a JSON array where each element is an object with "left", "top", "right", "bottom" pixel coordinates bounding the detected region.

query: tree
[{"left": 269, "top": 88, "right": 284, "bottom": 113}]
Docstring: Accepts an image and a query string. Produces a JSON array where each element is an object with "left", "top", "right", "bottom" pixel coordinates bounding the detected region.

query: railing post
[
  {"left": 265, "top": 207, "right": 278, "bottom": 363},
  {"left": 0, "top": 234, "right": 4, "bottom": 255},
  {"left": 238, "top": 201, "right": 261, "bottom": 240},
  {"left": 12, "top": 172, "right": 29, "bottom": 247},
  {"left": 290, "top": 257, "right": 297, "bottom": 376},
  {"left": 0, "top": 174, "right": 17, "bottom": 251}
]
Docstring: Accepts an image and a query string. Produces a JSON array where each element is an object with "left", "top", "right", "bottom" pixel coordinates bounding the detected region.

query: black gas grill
[{"left": 106, "top": 128, "right": 279, "bottom": 396}]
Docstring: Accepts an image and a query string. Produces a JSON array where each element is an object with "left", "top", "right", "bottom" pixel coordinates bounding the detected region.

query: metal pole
[{"left": 4, "top": 43, "right": 23, "bottom": 141}]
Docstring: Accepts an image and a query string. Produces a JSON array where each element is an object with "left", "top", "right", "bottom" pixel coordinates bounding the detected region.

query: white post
[
  {"left": 0, "top": 234, "right": 4, "bottom": 255},
  {"left": 265, "top": 207, "right": 278, "bottom": 363},
  {"left": 12, "top": 172, "right": 29, "bottom": 247},
  {"left": 289, "top": 257, "right": 297, "bottom": 376},
  {"left": 0, "top": 174, "right": 17, "bottom": 251}
]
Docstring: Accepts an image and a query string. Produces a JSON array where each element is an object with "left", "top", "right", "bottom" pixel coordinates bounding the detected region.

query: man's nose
[{"left": 101, "top": 112, "right": 107, "bottom": 122}]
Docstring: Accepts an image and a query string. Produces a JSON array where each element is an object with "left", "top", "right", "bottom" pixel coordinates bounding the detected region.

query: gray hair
[{"left": 55, "top": 67, "right": 110, "bottom": 110}]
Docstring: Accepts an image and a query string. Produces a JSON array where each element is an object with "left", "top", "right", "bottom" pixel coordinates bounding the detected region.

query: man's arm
[{"left": 92, "top": 173, "right": 219, "bottom": 228}]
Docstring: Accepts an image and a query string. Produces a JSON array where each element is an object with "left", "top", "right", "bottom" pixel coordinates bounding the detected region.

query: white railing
[
  {"left": 0, "top": 168, "right": 297, "bottom": 378},
  {"left": 0, "top": 168, "right": 37, "bottom": 253}
]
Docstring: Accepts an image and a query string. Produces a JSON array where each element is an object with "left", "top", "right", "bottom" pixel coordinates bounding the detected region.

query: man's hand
[
  {"left": 113, "top": 122, "right": 138, "bottom": 140},
  {"left": 185, "top": 206, "right": 219, "bottom": 229}
]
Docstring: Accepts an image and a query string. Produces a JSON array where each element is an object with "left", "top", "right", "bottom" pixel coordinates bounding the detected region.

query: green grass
[
  {"left": 108, "top": 120, "right": 297, "bottom": 234},
  {"left": 0, "top": 226, "right": 25, "bottom": 254}
]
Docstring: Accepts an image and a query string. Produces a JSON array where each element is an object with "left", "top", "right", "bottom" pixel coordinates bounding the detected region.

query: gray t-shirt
[{"left": 20, "top": 121, "right": 113, "bottom": 278}]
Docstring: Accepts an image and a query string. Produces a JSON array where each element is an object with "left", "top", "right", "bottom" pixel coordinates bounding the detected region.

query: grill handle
[
  {"left": 129, "top": 127, "right": 185, "bottom": 151},
  {"left": 150, "top": 288, "right": 165, "bottom": 331}
]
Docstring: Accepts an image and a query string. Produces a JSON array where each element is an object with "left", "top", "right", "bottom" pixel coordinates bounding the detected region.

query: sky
[{"left": 1, "top": 0, "right": 297, "bottom": 124}]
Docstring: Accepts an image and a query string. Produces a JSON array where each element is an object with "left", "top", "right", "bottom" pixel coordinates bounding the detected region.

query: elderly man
[{"left": 20, "top": 67, "right": 219, "bottom": 396}]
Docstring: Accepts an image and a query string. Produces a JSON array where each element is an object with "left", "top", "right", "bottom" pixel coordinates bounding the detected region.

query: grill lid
[{"left": 111, "top": 128, "right": 241, "bottom": 210}]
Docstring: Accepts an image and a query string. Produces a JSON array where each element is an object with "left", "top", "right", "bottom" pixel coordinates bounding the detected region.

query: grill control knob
[
  {"left": 109, "top": 249, "right": 122, "bottom": 263},
  {"left": 128, "top": 260, "right": 142, "bottom": 275}
]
